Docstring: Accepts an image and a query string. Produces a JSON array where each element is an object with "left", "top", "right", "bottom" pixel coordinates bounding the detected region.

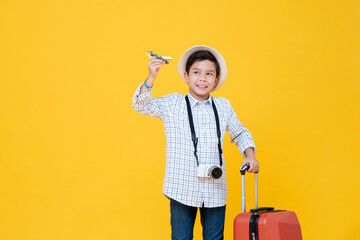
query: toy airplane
[{"left": 146, "top": 50, "right": 172, "bottom": 64}]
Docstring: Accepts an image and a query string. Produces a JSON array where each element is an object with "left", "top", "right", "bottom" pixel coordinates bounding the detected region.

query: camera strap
[{"left": 185, "top": 95, "right": 223, "bottom": 167}]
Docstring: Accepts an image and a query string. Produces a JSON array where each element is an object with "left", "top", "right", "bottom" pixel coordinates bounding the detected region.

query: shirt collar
[{"left": 187, "top": 92, "right": 212, "bottom": 108}]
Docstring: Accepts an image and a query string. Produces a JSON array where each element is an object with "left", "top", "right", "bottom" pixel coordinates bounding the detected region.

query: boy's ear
[
  {"left": 184, "top": 72, "right": 190, "bottom": 84},
  {"left": 215, "top": 75, "right": 220, "bottom": 85}
]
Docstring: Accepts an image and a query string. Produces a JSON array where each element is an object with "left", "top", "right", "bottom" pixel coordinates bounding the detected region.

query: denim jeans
[{"left": 170, "top": 198, "right": 226, "bottom": 240}]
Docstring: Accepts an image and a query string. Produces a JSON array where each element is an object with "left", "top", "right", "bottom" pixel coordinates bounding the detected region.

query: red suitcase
[{"left": 234, "top": 166, "right": 302, "bottom": 240}]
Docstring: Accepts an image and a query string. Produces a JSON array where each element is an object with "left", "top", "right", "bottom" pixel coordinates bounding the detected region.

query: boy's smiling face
[{"left": 184, "top": 60, "right": 220, "bottom": 101}]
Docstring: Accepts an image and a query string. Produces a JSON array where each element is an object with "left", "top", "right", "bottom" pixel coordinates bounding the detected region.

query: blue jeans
[{"left": 170, "top": 198, "right": 226, "bottom": 240}]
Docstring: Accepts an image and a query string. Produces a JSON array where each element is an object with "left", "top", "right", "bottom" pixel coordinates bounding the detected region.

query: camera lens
[{"left": 210, "top": 166, "right": 222, "bottom": 179}]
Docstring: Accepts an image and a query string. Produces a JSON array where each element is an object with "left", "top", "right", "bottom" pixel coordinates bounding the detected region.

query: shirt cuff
[
  {"left": 134, "top": 82, "right": 152, "bottom": 103},
  {"left": 240, "top": 143, "right": 257, "bottom": 158}
]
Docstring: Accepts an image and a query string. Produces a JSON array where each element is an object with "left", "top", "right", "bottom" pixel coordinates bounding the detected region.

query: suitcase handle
[
  {"left": 240, "top": 164, "right": 258, "bottom": 213},
  {"left": 240, "top": 164, "right": 259, "bottom": 175},
  {"left": 250, "top": 207, "right": 274, "bottom": 213}
]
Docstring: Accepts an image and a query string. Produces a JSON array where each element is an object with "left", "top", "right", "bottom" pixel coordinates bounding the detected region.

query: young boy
[{"left": 132, "top": 45, "right": 259, "bottom": 240}]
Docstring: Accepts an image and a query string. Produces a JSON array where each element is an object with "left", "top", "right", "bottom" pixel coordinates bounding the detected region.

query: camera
[{"left": 197, "top": 164, "right": 223, "bottom": 179}]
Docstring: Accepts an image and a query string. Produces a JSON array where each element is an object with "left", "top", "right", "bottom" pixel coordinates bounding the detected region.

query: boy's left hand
[{"left": 241, "top": 157, "right": 260, "bottom": 173}]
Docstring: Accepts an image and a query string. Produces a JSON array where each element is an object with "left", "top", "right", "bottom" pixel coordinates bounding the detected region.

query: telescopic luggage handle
[{"left": 240, "top": 164, "right": 259, "bottom": 213}]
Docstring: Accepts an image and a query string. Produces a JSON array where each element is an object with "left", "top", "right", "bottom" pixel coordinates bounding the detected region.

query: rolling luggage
[{"left": 234, "top": 165, "right": 302, "bottom": 240}]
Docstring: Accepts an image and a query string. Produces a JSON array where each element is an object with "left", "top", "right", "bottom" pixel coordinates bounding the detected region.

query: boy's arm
[
  {"left": 132, "top": 57, "right": 167, "bottom": 119},
  {"left": 226, "top": 101, "right": 259, "bottom": 173},
  {"left": 140, "top": 57, "right": 165, "bottom": 95}
]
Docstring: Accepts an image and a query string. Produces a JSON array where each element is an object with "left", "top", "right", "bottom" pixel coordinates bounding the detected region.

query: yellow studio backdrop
[{"left": 0, "top": 0, "right": 359, "bottom": 239}]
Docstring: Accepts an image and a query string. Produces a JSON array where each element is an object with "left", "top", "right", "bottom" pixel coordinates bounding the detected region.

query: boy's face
[{"left": 184, "top": 60, "right": 220, "bottom": 101}]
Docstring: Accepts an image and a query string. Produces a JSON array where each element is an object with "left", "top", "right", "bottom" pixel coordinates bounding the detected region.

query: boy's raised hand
[
  {"left": 140, "top": 57, "right": 166, "bottom": 95},
  {"left": 148, "top": 57, "right": 166, "bottom": 80}
]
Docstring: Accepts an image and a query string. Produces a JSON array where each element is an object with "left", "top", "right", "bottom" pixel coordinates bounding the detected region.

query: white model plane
[{"left": 146, "top": 50, "right": 172, "bottom": 64}]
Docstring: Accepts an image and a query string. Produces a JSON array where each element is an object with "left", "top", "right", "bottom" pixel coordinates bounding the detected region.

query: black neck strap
[{"left": 185, "top": 95, "right": 223, "bottom": 166}]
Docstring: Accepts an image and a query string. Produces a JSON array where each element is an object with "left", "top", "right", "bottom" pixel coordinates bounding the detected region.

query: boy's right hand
[
  {"left": 148, "top": 57, "right": 166, "bottom": 80},
  {"left": 139, "top": 57, "right": 166, "bottom": 95}
]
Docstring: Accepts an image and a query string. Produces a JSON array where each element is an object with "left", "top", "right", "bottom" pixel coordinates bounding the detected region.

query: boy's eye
[
  {"left": 207, "top": 73, "right": 214, "bottom": 76},
  {"left": 194, "top": 71, "right": 199, "bottom": 74}
]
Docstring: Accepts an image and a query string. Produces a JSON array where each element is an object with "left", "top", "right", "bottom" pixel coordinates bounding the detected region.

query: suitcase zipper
[
  {"left": 249, "top": 212, "right": 261, "bottom": 240},
  {"left": 250, "top": 210, "right": 285, "bottom": 240},
  {"left": 252, "top": 232, "right": 256, "bottom": 240}
]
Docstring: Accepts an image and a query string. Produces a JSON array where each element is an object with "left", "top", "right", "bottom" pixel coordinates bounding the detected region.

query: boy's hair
[{"left": 185, "top": 50, "right": 220, "bottom": 78}]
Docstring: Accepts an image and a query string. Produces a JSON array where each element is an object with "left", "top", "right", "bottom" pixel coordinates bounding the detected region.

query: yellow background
[{"left": 1, "top": 0, "right": 359, "bottom": 239}]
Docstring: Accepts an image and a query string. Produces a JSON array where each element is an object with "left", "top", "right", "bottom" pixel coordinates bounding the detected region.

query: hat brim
[{"left": 178, "top": 45, "right": 227, "bottom": 92}]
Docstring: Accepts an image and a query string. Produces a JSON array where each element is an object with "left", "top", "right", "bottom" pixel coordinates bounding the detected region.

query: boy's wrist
[
  {"left": 244, "top": 147, "right": 255, "bottom": 158},
  {"left": 146, "top": 75, "right": 155, "bottom": 87},
  {"left": 144, "top": 79, "right": 152, "bottom": 89},
  {"left": 147, "top": 74, "right": 156, "bottom": 81}
]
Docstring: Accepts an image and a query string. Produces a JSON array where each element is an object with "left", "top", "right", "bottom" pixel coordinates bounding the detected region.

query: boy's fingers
[
  {"left": 251, "top": 162, "right": 259, "bottom": 173},
  {"left": 150, "top": 59, "right": 165, "bottom": 64},
  {"left": 150, "top": 63, "right": 164, "bottom": 69},
  {"left": 243, "top": 161, "right": 259, "bottom": 173},
  {"left": 150, "top": 58, "right": 165, "bottom": 63},
  {"left": 150, "top": 62, "right": 165, "bottom": 68}
]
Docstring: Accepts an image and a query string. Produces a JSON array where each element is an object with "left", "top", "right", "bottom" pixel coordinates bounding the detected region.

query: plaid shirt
[{"left": 132, "top": 82, "right": 256, "bottom": 208}]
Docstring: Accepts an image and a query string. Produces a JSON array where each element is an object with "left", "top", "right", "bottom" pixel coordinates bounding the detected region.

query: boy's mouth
[{"left": 196, "top": 84, "right": 208, "bottom": 89}]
